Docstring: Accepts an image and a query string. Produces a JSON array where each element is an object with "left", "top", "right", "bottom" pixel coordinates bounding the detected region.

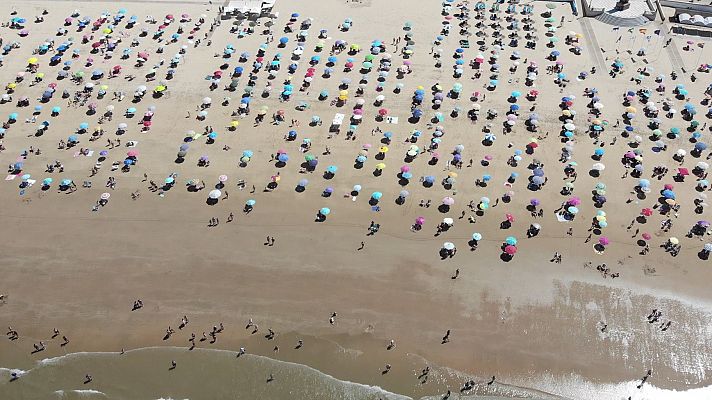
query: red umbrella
[
  {"left": 678, "top": 167, "right": 689, "bottom": 176},
  {"left": 504, "top": 245, "right": 517, "bottom": 255},
  {"left": 91, "top": 42, "right": 102, "bottom": 48},
  {"left": 505, "top": 213, "right": 515, "bottom": 222},
  {"left": 165, "top": 14, "right": 174, "bottom": 20},
  {"left": 378, "top": 108, "right": 389, "bottom": 116},
  {"left": 527, "top": 142, "right": 538, "bottom": 148},
  {"left": 664, "top": 183, "right": 674, "bottom": 190},
  {"left": 112, "top": 65, "right": 122, "bottom": 71},
  {"left": 641, "top": 208, "right": 653, "bottom": 216},
  {"left": 48, "top": 82, "right": 57, "bottom": 88}
]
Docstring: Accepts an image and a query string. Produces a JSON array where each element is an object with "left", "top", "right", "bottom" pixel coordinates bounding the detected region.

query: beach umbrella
[
  {"left": 399, "top": 190, "right": 410, "bottom": 198},
  {"left": 246, "top": 199, "right": 256, "bottom": 207},
  {"left": 599, "top": 237, "right": 610, "bottom": 246},
  {"left": 442, "top": 197, "right": 455, "bottom": 206},
  {"left": 505, "top": 236, "right": 517, "bottom": 245},
  {"left": 568, "top": 206, "right": 579, "bottom": 214},
  {"left": 371, "top": 191, "right": 383, "bottom": 200},
  {"left": 504, "top": 245, "right": 517, "bottom": 255},
  {"left": 326, "top": 165, "right": 338, "bottom": 174},
  {"left": 443, "top": 242, "right": 455, "bottom": 251},
  {"left": 319, "top": 207, "right": 331, "bottom": 216},
  {"left": 298, "top": 179, "right": 309, "bottom": 187},
  {"left": 669, "top": 237, "right": 679, "bottom": 245},
  {"left": 353, "top": 185, "right": 362, "bottom": 193},
  {"left": 42, "top": 177, "right": 53, "bottom": 186}
]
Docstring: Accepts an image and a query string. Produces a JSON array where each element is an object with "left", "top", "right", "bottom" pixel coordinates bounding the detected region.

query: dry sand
[{"left": 0, "top": 0, "right": 711, "bottom": 398}]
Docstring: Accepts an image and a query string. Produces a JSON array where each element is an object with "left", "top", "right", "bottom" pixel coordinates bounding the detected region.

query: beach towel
[{"left": 5, "top": 174, "right": 17, "bottom": 180}]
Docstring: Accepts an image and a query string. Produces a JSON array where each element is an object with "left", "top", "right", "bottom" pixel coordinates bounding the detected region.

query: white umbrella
[
  {"left": 203, "top": 97, "right": 212, "bottom": 104},
  {"left": 592, "top": 163, "right": 606, "bottom": 171},
  {"left": 443, "top": 217, "right": 454, "bottom": 225},
  {"left": 208, "top": 189, "right": 221, "bottom": 199},
  {"left": 443, "top": 242, "right": 455, "bottom": 250}
]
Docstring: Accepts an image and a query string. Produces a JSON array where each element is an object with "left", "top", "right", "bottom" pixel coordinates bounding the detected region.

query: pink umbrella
[
  {"left": 641, "top": 208, "right": 653, "bottom": 216},
  {"left": 415, "top": 216, "right": 425, "bottom": 225},
  {"left": 127, "top": 150, "right": 139, "bottom": 157},
  {"left": 378, "top": 108, "right": 389, "bottom": 116},
  {"left": 442, "top": 197, "right": 455, "bottom": 206},
  {"left": 505, "top": 213, "right": 515, "bottom": 222},
  {"left": 65, "top": 17, "right": 73, "bottom": 24},
  {"left": 137, "top": 52, "right": 149, "bottom": 59},
  {"left": 353, "top": 109, "right": 364, "bottom": 115},
  {"left": 504, "top": 245, "right": 517, "bottom": 255},
  {"left": 599, "top": 237, "right": 610, "bottom": 246},
  {"left": 143, "top": 121, "right": 152, "bottom": 127},
  {"left": 484, "top": 154, "right": 493, "bottom": 160},
  {"left": 403, "top": 60, "right": 412, "bottom": 66},
  {"left": 642, "top": 233, "right": 652, "bottom": 240},
  {"left": 431, "top": 152, "right": 440, "bottom": 159},
  {"left": 664, "top": 183, "right": 674, "bottom": 190},
  {"left": 362, "top": 143, "right": 372, "bottom": 149},
  {"left": 92, "top": 42, "right": 102, "bottom": 48},
  {"left": 567, "top": 196, "right": 581, "bottom": 206},
  {"left": 400, "top": 165, "right": 410, "bottom": 173},
  {"left": 218, "top": 175, "right": 228, "bottom": 182},
  {"left": 19, "top": 29, "right": 29, "bottom": 36}
]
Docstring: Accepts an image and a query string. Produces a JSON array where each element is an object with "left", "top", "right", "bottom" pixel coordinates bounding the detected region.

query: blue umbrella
[
  {"left": 505, "top": 236, "right": 517, "bottom": 245},
  {"left": 13, "top": 162, "right": 23, "bottom": 170},
  {"left": 60, "top": 179, "right": 72, "bottom": 186},
  {"left": 662, "top": 189, "right": 675, "bottom": 199},
  {"left": 356, "top": 155, "right": 367, "bottom": 163},
  {"left": 625, "top": 125, "right": 634, "bottom": 132},
  {"left": 242, "top": 150, "right": 254, "bottom": 158},
  {"left": 424, "top": 175, "right": 435, "bottom": 183},
  {"left": 533, "top": 168, "right": 545, "bottom": 177},
  {"left": 298, "top": 179, "right": 309, "bottom": 187},
  {"left": 208, "top": 132, "right": 217, "bottom": 139},
  {"left": 320, "top": 207, "right": 331, "bottom": 215},
  {"left": 639, "top": 179, "right": 650, "bottom": 188},
  {"left": 594, "top": 148, "right": 605, "bottom": 156},
  {"left": 402, "top": 172, "right": 413, "bottom": 179},
  {"left": 371, "top": 191, "right": 383, "bottom": 200},
  {"left": 412, "top": 109, "right": 423, "bottom": 118},
  {"left": 455, "top": 48, "right": 464, "bottom": 53},
  {"left": 327, "top": 165, "right": 338, "bottom": 173},
  {"left": 246, "top": 199, "right": 256, "bottom": 206},
  {"left": 483, "top": 175, "right": 492, "bottom": 182},
  {"left": 695, "top": 142, "right": 707, "bottom": 151},
  {"left": 278, "top": 153, "right": 289, "bottom": 162},
  {"left": 43, "top": 177, "right": 53, "bottom": 185},
  {"left": 79, "top": 122, "right": 89, "bottom": 130},
  {"left": 279, "top": 37, "right": 289, "bottom": 44},
  {"left": 68, "top": 135, "right": 78, "bottom": 142},
  {"left": 165, "top": 177, "right": 175, "bottom": 184}
]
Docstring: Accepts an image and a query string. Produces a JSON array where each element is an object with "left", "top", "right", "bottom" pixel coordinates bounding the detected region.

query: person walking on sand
[
  {"left": 227, "top": 212, "right": 234, "bottom": 222},
  {"left": 451, "top": 268, "right": 460, "bottom": 279},
  {"left": 357, "top": 241, "right": 365, "bottom": 250}
]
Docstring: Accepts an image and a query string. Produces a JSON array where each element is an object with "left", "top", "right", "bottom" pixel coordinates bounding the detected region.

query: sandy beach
[{"left": 0, "top": 0, "right": 711, "bottom": 398}]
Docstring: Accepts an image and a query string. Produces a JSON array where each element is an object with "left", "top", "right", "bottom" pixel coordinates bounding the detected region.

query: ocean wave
[{"left": 54, "top": 389, "right": 107, "bottom": 397}]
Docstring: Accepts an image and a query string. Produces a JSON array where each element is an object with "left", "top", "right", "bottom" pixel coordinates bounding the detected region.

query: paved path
[{"left": 579, "top": 18, "right": 607, "bottom": 69}]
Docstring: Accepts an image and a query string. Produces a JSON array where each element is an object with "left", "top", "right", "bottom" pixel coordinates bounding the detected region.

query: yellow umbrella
[
  {"left": 103, "top": 28, "right": 113, "bottom": 34},
  {"left": 379, "top": 146, "right": 389, "bottom": 153},
  {"left": 375, "top": 163, "right": 386, "bottom": 170},
  {"left": 154, "top": 85, "right": 166, "bottom": 92},
  {"left": 448, "top": 171, "right": 458, "bottom": 178},
  {"left": 100, "top": 85, "right": 108, "bottom": 90},
  {"left": 669, "top": 237, "right": 679, "bottom": 245},
  {"left": 6, "top": 83, "right": 16, "bottom": 89},
  {"left": 27, "top": 57, "right": 38, "bottom": 64},
  {"left": 592, "top": 119, "right": 602, "bottom": 125},
  {"left": 35, "top": 73, "right": 45, "bottom": 79},
  {"left": 562, "top": 110, "right": 572, "bottom": 116},
  {"left": 596, "top": 215, "right": 606, "bottom": 222},
  {"left": 529, "top": 137, "right": 538, "bottom": 143},
  {"left": 625, "top": 106, "right": 637, "bottom": 113},
  {"left": 230, "top": 121, "right": 239, "bottom": 128},
  {"left": 417, "top": 85, "right": 424, "bottom": 90}
]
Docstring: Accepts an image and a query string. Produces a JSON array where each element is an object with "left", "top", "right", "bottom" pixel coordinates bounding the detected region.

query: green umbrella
[
  {"left": 546, "top": 3, "right": 557, "bottom": 9},
  {"left": 549, "top": 37, "right": 559, "bottom": 43},
  {"left": 364, "top": 54, "right": 374, "bottom": 62},
  {"left": 545, "top": 17, "right": 556, "bottom": 23},
  {"left": 305, "top": 154, "right": 315, "bottom": 162}
]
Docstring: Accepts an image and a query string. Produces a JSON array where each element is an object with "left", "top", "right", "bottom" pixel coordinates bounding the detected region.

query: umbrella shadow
[
  {"left": 438, "top": 205, "right": 450, "bottom": 213},
  {"left": 500, "top": 253, "right": 514, "bottom": 262}
]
